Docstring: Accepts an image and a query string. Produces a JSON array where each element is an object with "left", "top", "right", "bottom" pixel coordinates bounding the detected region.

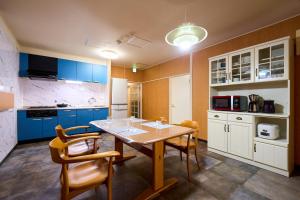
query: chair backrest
[
  {"left": 179, "top": 120, "right": 200, "bottom": 138},
  {"left": 49, "top": 137, "right": 66, "bottom": 164},
  {"left": 55, "top": 125, "right": 68, "bottom": 141}
]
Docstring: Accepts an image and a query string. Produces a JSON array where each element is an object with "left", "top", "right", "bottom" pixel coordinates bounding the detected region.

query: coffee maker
[{"left": 248, "top": 94, "right": 260, "bottom": 112}]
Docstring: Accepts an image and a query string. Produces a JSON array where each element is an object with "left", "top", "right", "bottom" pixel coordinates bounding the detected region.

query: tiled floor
[{"left": 1, "top": 133, "right": 300, "bottom": 200}]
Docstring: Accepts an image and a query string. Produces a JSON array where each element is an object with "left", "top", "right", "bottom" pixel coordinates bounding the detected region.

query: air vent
[{"left": 126, "top": 35, "right": 151, "bottom": 48}]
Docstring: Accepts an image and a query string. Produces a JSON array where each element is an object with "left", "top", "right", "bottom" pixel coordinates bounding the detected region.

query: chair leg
[
  {"left": 194, "top": 148, "right": 201, "bottom": 169},
  {"left": 106, "top": 180, "right": 112, "bottom": 200},
  {"left": 186, "top": 150, "right": 191, "bottom": 182},
  {"left": 180, "top": 151, "right": 183, "bottom": 161}
]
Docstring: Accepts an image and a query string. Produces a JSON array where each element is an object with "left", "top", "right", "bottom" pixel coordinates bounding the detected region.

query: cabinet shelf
[{"left": 254, "top": 137, "right": 288, "bottom": 147}]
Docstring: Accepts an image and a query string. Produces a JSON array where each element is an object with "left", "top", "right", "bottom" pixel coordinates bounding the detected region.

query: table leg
[
  {"left": 135, "top": 141, "right": 178, "bottom": 200},
  {"left": 113, "top": 137, "right": 136, "bottom": 164}
]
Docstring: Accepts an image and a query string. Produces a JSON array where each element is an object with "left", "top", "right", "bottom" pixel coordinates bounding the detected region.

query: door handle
[
  {"left": 255, "top": 68, "right": 258, "bottom": 77},
  {"left": 44, "top": 118, "right": 53, "bottom": 120},
  {"left": 224, "top": 124, "right": 226, "bottom": 132},
  {"left": 32, "top": 118, "right": 42, "bottom": 121},
  {"left": 64, "top": 110, "right": 72, "bottom": 112},
  {"left": 236, "top": 117, "right": 242, "bottom": 120},
  {"left": 214, "top": 115, "right": 219, "bottom": 118},
  {"left": 227, "top": 124, "right": 230, "bottom": 132},
  {"left": 254, "top": 143, "right": 256, "bottom": 152}
]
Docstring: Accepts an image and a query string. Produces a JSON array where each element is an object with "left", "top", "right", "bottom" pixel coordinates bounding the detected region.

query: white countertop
[
  {"left": 208, "top": 110, "right": 289, "bottom": 118},
  {"left": 18, "top": 105, "right": 109, "bottom": 111}
]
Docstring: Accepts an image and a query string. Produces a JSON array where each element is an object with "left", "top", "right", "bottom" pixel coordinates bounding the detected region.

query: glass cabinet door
[
  {"left": 229, "top": 50, "right": 253, "bottom": 84},
  {"left": 210, "top": 57, "right": 228, "bottom": 85},
  {"left": 255, "top": 40, "right": 287, "bottom": 81}
]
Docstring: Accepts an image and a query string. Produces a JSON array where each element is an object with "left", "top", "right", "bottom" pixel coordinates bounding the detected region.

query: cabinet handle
[
  {"left": 227, "top": 124, "right": 230, "bottom": 132},
  {"left": 254, "top": 143, "right": 256, "bottom": 152},
  {"left": 236, "top": 117, "right": 242, "bottom": 120},
  {"left": 64, "top": 110, "right": 72, "bottom": 112},
  {"left": 94, "top": 81, "right": 100, "bottom": 83},
  {"left": 32, "top": 118, "right": 42, "bottom": 121},
  {"left": 214, "top": 115, "right": 219, "bottom": 118},
  {"left": 44, "top": 118, "right": 53, "bottom": 120},
  {"left": 224, "top": 124, "right": 226, "bottom": 132},
  {"left": 255, "top": 68, "right": 258, "bottom": 77},
  {"left": 70, "top": 115, "right": 76, "bottom": 117}
]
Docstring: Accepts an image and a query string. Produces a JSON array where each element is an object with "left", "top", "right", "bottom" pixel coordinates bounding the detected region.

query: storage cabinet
[
  {"left": 208, "top": 119, "right": 228, "bottom": 152},
  {"left": 58, "top": 59, "right": 77, "bottom": 80},
  {"left": 209, "top": 56, "right": 228, "bottom": 86},
  {"left": 208, "top": 112, "right": 254, "bottom": 159},
  {"left": 19, "top": 53, "right": 28, "bottom": 77},
  {"left": 42, "top": 117, "right": 58, "bottom": 137},
  {"left": 18, "top": 111, "right": 43, "bottom": 141},
  {"left": 77, "top": 62, "right": 93, "bottom": 82},
  {"left": 255, "top": 40, "right": 288, "bottom": 81},
  {"left": 58, "top": 109, "right": 77, "bottom": 135},
  {"left": 229, "top": 49, "right": 254, "bottom": 84},
  {"left": 93, "top": 64, "right": 107, "bottom": 84},
  {"left": 254, "top": 141, "right": 288, "bottom": 170},
  {"left": 91, "top": 108, "right": 109, "bottom": 132},
  {"left": 77, "top": 109, "right": 94, "bottom": 132}
]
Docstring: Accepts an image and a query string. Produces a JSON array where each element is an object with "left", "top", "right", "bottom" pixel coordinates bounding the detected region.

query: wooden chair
[
  {"left": 55, "top": 125, "right": 100, "bottom": 157},
  {"left": 49, "top": 136, "right": 120, "bottom": 200},
  {"left": 164, "top": 120, "right": 201, "bottom": 181}
]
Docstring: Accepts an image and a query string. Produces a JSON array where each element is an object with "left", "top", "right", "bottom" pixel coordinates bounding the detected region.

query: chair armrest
[
  {"left": 66, "top": 136, "right": 101, "bottom": 146},
  {"left": 63, "top": 151, "right": 120, "bottom": 163},
  {"left": 64, "top": 126, "right": 90, "bottom": 133},
  {"left": 66, "top": 132, "right": 100, "bottom": 139}
]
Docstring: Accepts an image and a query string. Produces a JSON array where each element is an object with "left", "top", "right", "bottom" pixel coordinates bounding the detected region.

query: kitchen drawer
[
  {"left": 58, "top": 109, "right": 76, "bottom": 116},
  {"left": 228, "top": 114, "right": 254, "bottom": 124},
  {"left": 208, "top": 112, "right": 227, "bottom": 121}
]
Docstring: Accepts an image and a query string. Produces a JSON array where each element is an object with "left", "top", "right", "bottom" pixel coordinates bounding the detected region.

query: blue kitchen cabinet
[
  {"left": 93, "top": 64, "right": 107, "bottom": 84},
  {"left": 76, "top": 109, "right": 94, "bottom": 132},
  {"left": 42, "top": 117, "right": 58, "bottom": 137},
  {"left": 19, "top": 53, "right": 28, "bottom": 77},
  {"left": 90, "top": 108, "right": 109, "bottom": 132},
  {"left": 58, "top": 109, "right": 78, "bottom": 135},
  {"left": 58, "top": 59, "right": 77, "bottom": 81},
  {"left": 77, "top": 62, "right": 93, "bottom": 82},
  {"left": 17, "top": 111, "right": 43, "bottom": 141}
]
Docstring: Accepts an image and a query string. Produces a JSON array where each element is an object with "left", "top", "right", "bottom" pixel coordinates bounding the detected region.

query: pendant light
[{"left": 165, "top": 7, "right": 207, "bottom": 50}]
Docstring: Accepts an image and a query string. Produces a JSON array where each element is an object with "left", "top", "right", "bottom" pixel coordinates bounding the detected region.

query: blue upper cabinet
[
  {"left": 19, "top": 53, "right": 28, "bottom": 77},
  {"left": 58, "top": 59, "right": 77, "bottom": 81},
  {"left": 77, "top": 62, "right": 93, "bottom": 82},
  {"left": 93, "top": 64, "right": 107, "bottom": 84}
]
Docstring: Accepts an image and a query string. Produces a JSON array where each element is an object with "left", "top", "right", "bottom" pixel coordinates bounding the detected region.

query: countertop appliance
[
  {"left": 248, "top": 94, "right": 260, "bottom": 112},
  {"left": 56, "top": 103, "right": 68, "bottom": 108},
  {"left": 28, "top": 54, "right": 58, "bottom": 80},
  {"left": 257, "top": 123, "right": 280, "bottom": 140},
  {"left": 263, "top": 100, "right": 275, "bottom": 113},
  {"left": 111, "top": 78, "right": 128, "bottom": 119},
  {"left": 212, "top": 96, "right": 248, "bottom": 111}
]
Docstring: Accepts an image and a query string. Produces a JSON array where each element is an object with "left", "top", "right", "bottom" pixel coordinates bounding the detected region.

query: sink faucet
[{"left": 88, "top": 97, "right": 96, "bottom": 105}]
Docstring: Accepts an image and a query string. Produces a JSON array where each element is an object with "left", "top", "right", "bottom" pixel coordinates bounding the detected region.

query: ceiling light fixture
[
  {"left": 99, "top": 50, "right": 119, "bottom": 59},
  {"left": 165, "top": 7, "right": 207, "bottom": 50},
  {"left": 165, "top": 23, "right": 207, "bottom": 50}
]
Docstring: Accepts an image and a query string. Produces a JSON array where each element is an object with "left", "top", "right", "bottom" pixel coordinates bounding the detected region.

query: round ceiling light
[
  {"left": 99, "top": 50, "right": 119, "bottom": 59},
  {"left": 165, "top": 23, "right": 207, "bottom": 50}
]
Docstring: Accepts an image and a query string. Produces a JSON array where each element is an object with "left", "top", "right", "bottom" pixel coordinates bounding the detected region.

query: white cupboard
[
  {"left": 208, "top": 119, "right": 228, "bottom": 152},
  {"left": 254, "top": 141, "right": 288, "bottom": 170}
]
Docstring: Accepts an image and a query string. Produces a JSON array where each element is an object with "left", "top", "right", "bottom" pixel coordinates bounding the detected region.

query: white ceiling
[{"left": 0, "top": 0, "right": 300, "bottom": 68}]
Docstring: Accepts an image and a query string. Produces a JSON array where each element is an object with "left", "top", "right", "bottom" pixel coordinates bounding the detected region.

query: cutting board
[{"left": 0, "top": 91, "right": 14, "bottom": 110}]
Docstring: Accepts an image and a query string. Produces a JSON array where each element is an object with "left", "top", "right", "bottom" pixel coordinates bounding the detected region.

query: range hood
[{"left": 27, "top": 54, "right": 58, "bottom": 80}]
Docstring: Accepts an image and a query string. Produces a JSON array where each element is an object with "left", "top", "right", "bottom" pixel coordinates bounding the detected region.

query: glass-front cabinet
[
  {"left": 209, "top": 56, "right": 228, "bottom": 86},
  {"left": 255, "top": 40, "right": 288, "bottom": 81},
  {"left": 229, "top": 49, "right": 254, "bottom": 84}
]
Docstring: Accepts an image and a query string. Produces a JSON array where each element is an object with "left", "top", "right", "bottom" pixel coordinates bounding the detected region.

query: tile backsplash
[{"left": 21, "top": 79, "right": 108, "bottom": 107}]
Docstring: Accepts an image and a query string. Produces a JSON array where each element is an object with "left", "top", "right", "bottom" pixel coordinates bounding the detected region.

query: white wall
[
  {"left": 0, "top": 18, "right": 21, "bottom": 162},
  {"left": 21, "top": 79, "right": 108, "bottom": 107}
]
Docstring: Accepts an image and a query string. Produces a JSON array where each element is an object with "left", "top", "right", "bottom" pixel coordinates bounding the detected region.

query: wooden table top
[{"left": 90, "top": 119, "right": 194, "bottom": 145}]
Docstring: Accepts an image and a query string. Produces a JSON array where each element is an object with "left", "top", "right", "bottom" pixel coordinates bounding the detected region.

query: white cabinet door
[
  {"left": 255, "top": 39, "right": 289, "bottom": 82},
  {"left": 229, "top": 49, "right": 254, "bottom": 84},
  {"left": 209, "top": 56, "right": 229, "bottom": 86},
  {"left": 208, "top": 119, "right": 227, "bottom": 152},
  {"left": 227, "top": 122, "right": 253, "bottom": 159},
  {"left": 254, "top": 142, "right": 288, "bottom": 170}
]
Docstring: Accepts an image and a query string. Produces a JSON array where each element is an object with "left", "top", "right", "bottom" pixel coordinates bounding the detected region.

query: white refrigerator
[{"left": 111, "top": 78, "right": 128, "bottom": 119}]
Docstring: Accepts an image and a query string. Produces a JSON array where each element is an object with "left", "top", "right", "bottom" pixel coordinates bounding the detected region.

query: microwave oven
[{"left": 212, "top": 96, "right": 248, "bottom": 111}]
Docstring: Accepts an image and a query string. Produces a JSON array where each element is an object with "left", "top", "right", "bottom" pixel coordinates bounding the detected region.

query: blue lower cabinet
[
  {"left": 76, "top": 109, "right": 94, "bottom": 132},
  {"left": 18, "top": 117, "right": 43, "bottom": 141},
  {"left": 91, "top": 108, "right": 109, "bottom": 132},
  {"left": 42, "top": 117, "right": 58, "bottom": 138},
  {"left": 58, "top": 114, "right": 77, "bottom": 135}
]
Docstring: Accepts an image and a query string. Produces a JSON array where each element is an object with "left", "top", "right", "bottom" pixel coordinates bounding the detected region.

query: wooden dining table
[{"left": 90, "top": 118, "right": 194, "bottom": 200}]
